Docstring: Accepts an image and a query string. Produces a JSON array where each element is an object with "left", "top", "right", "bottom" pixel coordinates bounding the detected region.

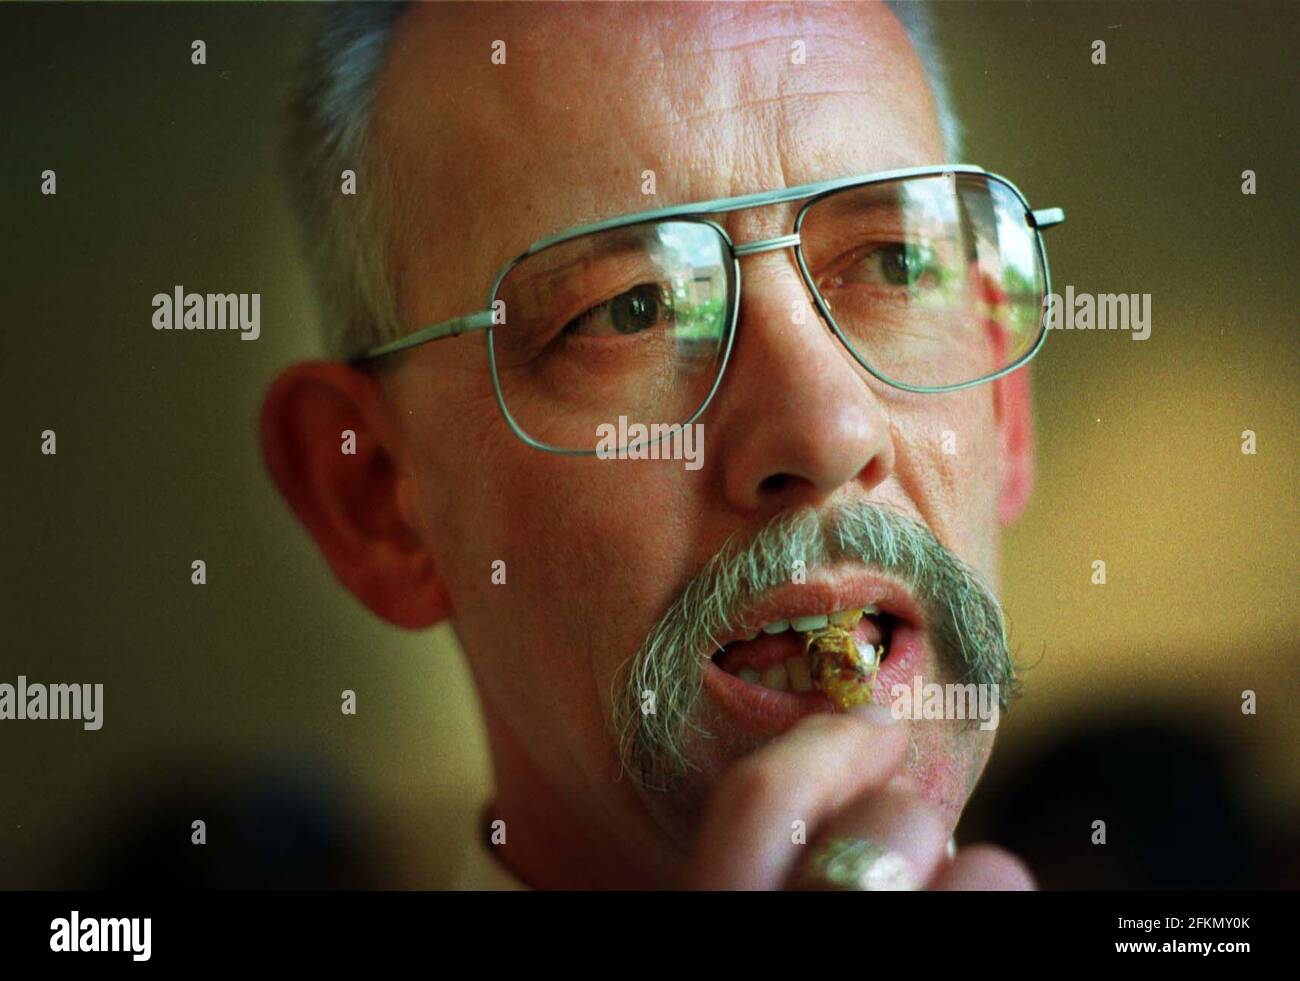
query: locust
[{"left": 797, "top": 609, "right": 881, "bottom": 711}]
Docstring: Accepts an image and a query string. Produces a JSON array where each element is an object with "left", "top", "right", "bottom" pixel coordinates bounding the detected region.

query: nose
[{"left": 713, "top": 252, "right": 895, "bottom": 514}]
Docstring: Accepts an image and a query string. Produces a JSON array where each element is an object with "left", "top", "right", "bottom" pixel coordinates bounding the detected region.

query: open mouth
[
  {"left": 710, "top": 606, "right": 898, "bottom": 693},
  {"left": 700, "top": 575, "right": 931, "bottom": 733}
]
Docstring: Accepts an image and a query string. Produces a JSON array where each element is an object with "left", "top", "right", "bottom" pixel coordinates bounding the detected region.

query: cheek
[
  {"left": 417, "top": 414, "right": 702, "bottom": 736},
  {"left": 891, "top": 390, "right": 1002, "bottom": 575},
  {"left": 483, "top": 461, "right": 703, "bottom": 706}
]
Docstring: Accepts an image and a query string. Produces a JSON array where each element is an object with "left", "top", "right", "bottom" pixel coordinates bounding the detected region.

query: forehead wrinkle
[
  {"left": 639, "top": 87, "right": 874, "bottom": 135},
  {"left": 644, "top": 24, "right": 886, "bottom": 64},
  {"left": 380, "top": 1, "right": 938, "bottom": 323},
  {"left": 387, "top": 1, "right": 919, "bottom": 178},
  {"left": 669, "top": 0, "right": 874, "bottom": 51},
  {"left": 633, "top": 26, "right": 904, "bottom": 131},
  {"left": 384, "top": 0, "right": 924, "bottom": 162}
]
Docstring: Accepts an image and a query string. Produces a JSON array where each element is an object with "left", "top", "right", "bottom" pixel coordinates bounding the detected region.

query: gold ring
[{"left": 797, "top": 837, "right": 918, "bottom": 891}]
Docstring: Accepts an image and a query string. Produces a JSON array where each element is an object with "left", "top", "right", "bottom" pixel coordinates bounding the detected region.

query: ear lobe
[
  {"left": 260, "top": 361, "right": 452, "bottom": 629},
  {"left": 992, "top": 365, "right": 1035, "bottom": 527}
]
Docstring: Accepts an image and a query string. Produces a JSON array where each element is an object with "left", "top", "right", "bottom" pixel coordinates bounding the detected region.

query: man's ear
[
  {"left": 260, "top": 361, "right": 451, "bottom": 629},
  {"left": 992, "top": 364, "right": 1035, "bottom": 527}
]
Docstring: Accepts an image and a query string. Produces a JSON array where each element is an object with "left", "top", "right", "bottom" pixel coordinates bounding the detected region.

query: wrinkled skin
[{"left": 263, "top": 1, "right": 1036, "bottom": 889}]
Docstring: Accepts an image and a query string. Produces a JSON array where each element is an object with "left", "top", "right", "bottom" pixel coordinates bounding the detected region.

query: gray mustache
[{"left": 613, "top": 500, "right": 1018, "bottom": 792}]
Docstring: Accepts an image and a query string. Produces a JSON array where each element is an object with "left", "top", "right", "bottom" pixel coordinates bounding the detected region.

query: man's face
[{"left": 362, "top": 1, "right": 1030, "bottom": 881}]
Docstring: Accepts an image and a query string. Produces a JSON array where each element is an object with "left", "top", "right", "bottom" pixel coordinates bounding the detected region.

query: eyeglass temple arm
[
  {"left": 1030, "top": 207, "right": 1066, "bottom": 229},
  {"left": 348, "top": 310, "right": 495, "bottom": 363}
]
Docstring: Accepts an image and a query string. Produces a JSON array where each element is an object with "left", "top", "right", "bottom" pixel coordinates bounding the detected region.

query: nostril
[{"left": 758, "top": 473, "right": 796, "bottom": 496}]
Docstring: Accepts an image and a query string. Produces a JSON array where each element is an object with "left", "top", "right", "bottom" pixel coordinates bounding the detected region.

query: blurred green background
[{"left": 2, "top": 1, "right": 1296, "bottom": 888}]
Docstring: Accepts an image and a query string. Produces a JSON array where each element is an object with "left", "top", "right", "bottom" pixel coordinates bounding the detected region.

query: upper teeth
[
  {"left": 790, "top": 614, "right": 829, "bottom": 632},
  {"left": 757, "top": 607, "right": 877, "bottom": 636}
]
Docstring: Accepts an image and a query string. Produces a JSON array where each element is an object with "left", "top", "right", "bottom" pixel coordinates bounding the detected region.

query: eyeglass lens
[{"left": 490, "top": 173, "right": 1044, "bottom": 451}]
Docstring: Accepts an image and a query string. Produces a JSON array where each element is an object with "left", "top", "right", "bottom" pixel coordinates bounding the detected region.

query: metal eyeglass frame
[{"left": 348, "top": 164, "right": 1066, "bottom": 456}]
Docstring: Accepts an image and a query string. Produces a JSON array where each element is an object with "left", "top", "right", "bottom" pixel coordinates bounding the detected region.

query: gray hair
[{"left": 285, "top": 1, "right": 964, "bottom": 359}]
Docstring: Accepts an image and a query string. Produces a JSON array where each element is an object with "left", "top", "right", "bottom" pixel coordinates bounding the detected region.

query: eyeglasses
[{"left": 349, "top": 165, "right": 1065, "bottom": 455}]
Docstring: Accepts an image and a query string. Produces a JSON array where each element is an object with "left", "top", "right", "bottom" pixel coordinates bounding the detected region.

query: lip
[
  {"left": 710, "top": 570, "right": 927, "bottom": 648},
  {"left": 701, "top": 567, "right": 931, "bottom": 736}
]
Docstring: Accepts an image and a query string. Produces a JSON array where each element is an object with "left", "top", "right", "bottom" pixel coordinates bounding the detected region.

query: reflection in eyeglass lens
[
  {"left": 800, "top": 174, "right": 1043, "bottom": 389},
  {"left": 491, "top": 220, "right": 732, "bottom": 450},
  {"left": 488, "top": 175, "right": 1044, "bottom": 450}
]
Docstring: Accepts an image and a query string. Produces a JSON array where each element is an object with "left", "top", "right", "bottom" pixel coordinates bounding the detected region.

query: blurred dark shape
[
  {"left": 985, "top": 720, "right": 1295, "bottom": 889},
  {"left": 58, "top": 755, "right": 383, "bottom": 889}
]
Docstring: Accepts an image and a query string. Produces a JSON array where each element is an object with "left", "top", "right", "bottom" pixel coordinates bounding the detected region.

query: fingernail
[{"left": 849, "top": 704, "right": 897, "bottom": 726}]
